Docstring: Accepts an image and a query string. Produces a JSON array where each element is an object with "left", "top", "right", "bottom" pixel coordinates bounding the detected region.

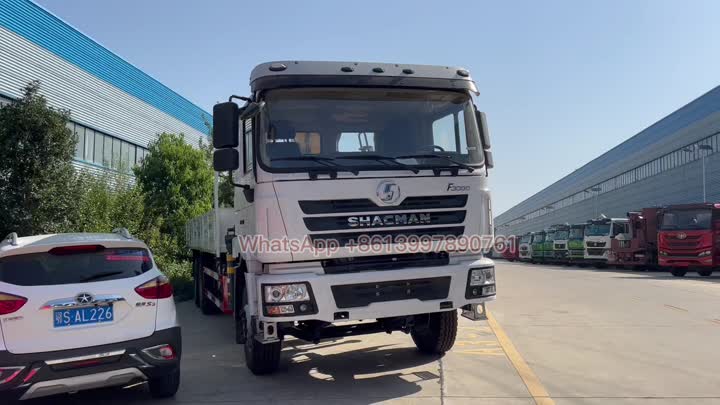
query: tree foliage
[
  {"left": 0, "top": 81, "right": 78, "bottom": 236},
  {"left": 134, "top": 132, "right": 214, "bottom": 257}
]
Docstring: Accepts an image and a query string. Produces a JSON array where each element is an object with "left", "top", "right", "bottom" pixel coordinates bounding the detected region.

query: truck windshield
[
  {"left": 659, "top": 209, "right": 712, "bottom": 230},
  {"left": 533, "top": 234, "right": 545, "bottom": 243},
  {"left": 569, "top": 227, "right": 584, "bottom": 239},
  {"left": 259, "top": 88, "right": 484, "bottom": 172},
  {"left": 554, "top": 230, "right": 569, "bottom": 239},
  {"left": 520, "top": 235, "right": 531, "bottom": 243},
  {"left": 545, "top": 232, "right": 556, "bottom": 241},
  {"left": 585, "top": 224, "right": 610, "bottom": 236}
]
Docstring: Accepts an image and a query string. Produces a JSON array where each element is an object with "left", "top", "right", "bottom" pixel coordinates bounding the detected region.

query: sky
[{"left": 36, "top": 0, "right": 720, "bottom": 215}]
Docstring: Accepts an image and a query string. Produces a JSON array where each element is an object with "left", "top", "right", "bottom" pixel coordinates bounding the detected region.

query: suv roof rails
[
  {"left": 2, "top": 232, "right": 19, "bottom": 246},
  {"left": 112, "top": 228, "right": 133, "bottom": 239}
]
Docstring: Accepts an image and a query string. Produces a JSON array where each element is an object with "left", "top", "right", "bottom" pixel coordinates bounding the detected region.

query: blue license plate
[{"left": 53, "top": 305, "right": 114, "bottom": 328}]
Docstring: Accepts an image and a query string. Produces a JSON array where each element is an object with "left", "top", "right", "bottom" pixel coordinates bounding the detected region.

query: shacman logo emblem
[{"left": 377, "top": 180, "right": 401, "bottom": 204}]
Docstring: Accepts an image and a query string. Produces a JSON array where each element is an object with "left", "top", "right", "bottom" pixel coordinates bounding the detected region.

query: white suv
[{"left": 0, "top": 230, "right": 181, "bottom": 401}]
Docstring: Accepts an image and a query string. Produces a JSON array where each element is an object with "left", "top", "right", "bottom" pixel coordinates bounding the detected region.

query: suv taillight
[
  {"left": 0, "top": 293, "right": 27, "bottom": 315},
  {"left": 135, "top": 275, "right": 173, "bottom": 299}
]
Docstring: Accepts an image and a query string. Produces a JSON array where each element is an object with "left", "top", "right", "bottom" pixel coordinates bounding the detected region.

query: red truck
[
  {"left": 501, "top": 235, "right": 520, "bottom": 262},
  {"left": 609, "top": 208, "right": 659, "bottom": 269},
  {"left": 658, "top": 203, "right": 720, "bottom": 277}
]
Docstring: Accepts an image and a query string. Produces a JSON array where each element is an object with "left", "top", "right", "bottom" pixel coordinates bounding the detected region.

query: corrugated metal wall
[
  {"left": 0, "top": 0, "right": 209, "bottom": 135},
  {"left": 496, "top": 86, "right": 720, "bottom": 229},
  {"left": 496, "top": 87, "right": 720, "bottom": 236},
  {"left": 0, "top": 26, "right": 208, "bottom": 148}
]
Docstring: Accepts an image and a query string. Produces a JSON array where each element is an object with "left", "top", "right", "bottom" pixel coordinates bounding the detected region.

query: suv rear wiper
[
  {"left": 396, "top": 154, "right": 475, "bottom": 173},
  {"left": 334, "top": 155, "right": 420, "bottom": 174},
  {"left": 270, "top": 156, "right": 359, "bottom": 176}
]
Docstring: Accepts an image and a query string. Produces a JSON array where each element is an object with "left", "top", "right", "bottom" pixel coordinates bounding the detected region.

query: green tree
[
  {"left": 134, "top": 132, "right": 214, "bottom": 257},
  {"left": 0, "top": 81, "right": 78, "bottom": 237}
]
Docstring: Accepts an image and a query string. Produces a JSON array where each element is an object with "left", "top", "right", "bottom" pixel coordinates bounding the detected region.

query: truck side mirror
[
  {"left": 213, "top": 102, "right": 240, "bottom": 149},
  {"left": 213, "top": 148, "right": 239, "bottom": 172},
  {"left": 475, "top": 110, "right": 494, "bottom": 169}
]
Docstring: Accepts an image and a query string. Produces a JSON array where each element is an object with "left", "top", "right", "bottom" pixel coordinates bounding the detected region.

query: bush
[{"left": 157, "top": 258, "right": 194, "bottom": 302}]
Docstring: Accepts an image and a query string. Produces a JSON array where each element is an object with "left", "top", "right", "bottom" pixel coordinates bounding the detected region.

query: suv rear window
[{"left": 0, "top": 246, "right": 152, "bottom": 286}]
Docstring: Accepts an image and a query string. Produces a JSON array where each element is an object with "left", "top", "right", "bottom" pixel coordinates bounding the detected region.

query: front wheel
[
  {"left": 671, "top": 269, "right": 687, "bottom": 277},
  {"left": 411, "top": 310, "right": 458, "bottom": 354},
  {"left": 148, "top": 368, "right": 180, "bottom": 398},
  {"left": 698, "top": 270, "right": 713, "bottom": 277},
  {"left": 242, "top": 288, "right": 281, "bottom": 375}
]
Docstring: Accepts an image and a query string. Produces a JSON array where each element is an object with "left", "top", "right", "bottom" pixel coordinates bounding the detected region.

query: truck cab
[
  {"left": 501, "top": 235, "right": 520, "bottom": 262},
  {"left": 658, "top": 203, "right": 720, "bottom": 277},
  {"left": 609, "top": 208, "right": 659, "bottom": 269},
  {"left": 567, "top": 224, "right": 586, "bottom": 263},
  {"left": 531, "top": 231, "right": 546, "bottom": 263},
  {"left": 518, "top": 232, "right": 533, "bottom": 261},
  {"left": 543, "top": 227, "right": 557, "bottom": 261},
  {"left": 552, "top": 224, "right": 571, "bottom": 262},
  {"left": 202, "top": 61, "right": 496, "bottom": 374},
  {"left": 584, "top": 217, "right": 629, "bottom": 266}
]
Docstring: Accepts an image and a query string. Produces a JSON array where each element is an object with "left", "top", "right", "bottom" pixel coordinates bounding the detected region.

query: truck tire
[
  {"left": 671, "top": 269, "right": 687, "bottom": 277},
  {"left": 411, "top": 310, "right": 458, "bottom": 354},
  {"left": 698, "top": 270, "right": 712, "bottom": 277},
  {"left": 148, "top": 368, "right": 180, "bottom": 398},
  {"left": 242, "top": 289, "right": 281, "bottom": 375}
]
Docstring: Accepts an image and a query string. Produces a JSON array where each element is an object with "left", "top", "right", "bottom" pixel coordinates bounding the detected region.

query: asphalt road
[{"left": 24, "top": 262, "right": 720, "bottom": 404}]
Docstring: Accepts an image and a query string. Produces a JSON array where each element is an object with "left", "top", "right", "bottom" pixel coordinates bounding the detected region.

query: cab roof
[
  {"left": 250, "top": 60, "right": 479, "bottom": 94},
  {"left": 0, "top": 233, "right": 147, "bottom": 257}
]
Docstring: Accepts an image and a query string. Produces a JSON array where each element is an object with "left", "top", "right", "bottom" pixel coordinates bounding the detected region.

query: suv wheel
[
  {"left": 698, "top": 270, "right": 712, "bottom": 277},
  {"left": 671, "top": 268, "right": 687, "bottom": 277},
  {"left": 148, "top": 368, "right": 180, "bottom": 398}
]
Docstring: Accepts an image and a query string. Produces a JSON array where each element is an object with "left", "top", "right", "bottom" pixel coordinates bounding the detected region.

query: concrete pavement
[{"left": 23, "top": 262, "right": 720, "bottom": 404}]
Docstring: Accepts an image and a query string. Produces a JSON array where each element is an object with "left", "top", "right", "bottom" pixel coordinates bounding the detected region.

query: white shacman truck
[{"left": 186, "top": 61, "right": 496, "bottom": 374}]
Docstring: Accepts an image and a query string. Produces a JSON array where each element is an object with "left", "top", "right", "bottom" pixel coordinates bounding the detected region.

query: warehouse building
[
  {"left": 0, "top": 0, "right": 210, "bottom": 175},
  {"left": 495, "top": 85, "right": 720, "bottom": 236}
]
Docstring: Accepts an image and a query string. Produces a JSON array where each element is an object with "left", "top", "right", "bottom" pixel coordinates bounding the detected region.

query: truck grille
[
  {"left": 586, "top": 241, "right": 606, "bottom": 248},
  {"left": 309, "top": 227, "right": 465, "bottom": 247},
  {"left": 554, "top": 244, "right": 566, "bottom": 249},
  {"left": 302, "top": 195, "right": 468, "bottom": 246},
  {"left": 587, "top": 248, "right": 605, "bottom": 256},
  {"left": 321, "top": 252, "right": 449, "bottom": 274},
  {"left": 299, "top": 195, "right": 468, "bottom": 214},
  {"left": 331, "top": 276, "right": 451, "bottom": 309},
  {"left": 665, "top": 241, "right": 701, "bottom": 248}
]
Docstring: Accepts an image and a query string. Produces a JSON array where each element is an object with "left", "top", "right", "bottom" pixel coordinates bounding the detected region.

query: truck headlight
[
  {"left": 263, "top": 283, "right": 311, "bottom": 303},
  {"left": 469, "top": 267, "right": 494, "bottom": 286},
  {"left": 698, "top": 250, "right": 712, "bottom": 257},
  {"left": 659, "top": 250, "right": 668, "bottom": 256}
]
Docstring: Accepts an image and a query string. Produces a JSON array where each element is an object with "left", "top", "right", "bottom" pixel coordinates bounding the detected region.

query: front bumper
[
  {"left": 255, "top": 258, "right": 496, "bottom": 323},
  {"left": 0, "top": 327, "right": 181, "bottom": 401}
]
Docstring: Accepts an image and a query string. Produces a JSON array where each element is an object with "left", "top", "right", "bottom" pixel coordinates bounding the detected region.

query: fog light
[
  {"left": 483, "top": 285, "right": 496, "bottom": 295},
  {"left": 264, "top": 283, "right": 310, "bottom": 303},
  {"left": 266, "top": 304, "right": 295, "bottom": 315},
  {"left": 142, "top": 344, "right": 176, "bottom": 361}
]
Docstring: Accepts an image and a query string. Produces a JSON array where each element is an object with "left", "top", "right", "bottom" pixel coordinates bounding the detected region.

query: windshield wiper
[
  {"left": 334, "top": 155, "right": 420, "bottom": 174},
  {"left": 80, "top": 271, "right": 125, "bottom": 283},
  {"left": 271, "top": 156, "right": 359, "bottom": 176},
  {"left": 396, "top": 154, "right": 475, "bottom": 173}
]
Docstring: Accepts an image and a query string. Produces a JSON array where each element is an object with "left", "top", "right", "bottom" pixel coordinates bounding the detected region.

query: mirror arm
[
  {"left": 229, "top": 95, "right": 251, "bottom": 103},
  {"left": 227, "top": 171, "right": 251, "bottom": 190}
]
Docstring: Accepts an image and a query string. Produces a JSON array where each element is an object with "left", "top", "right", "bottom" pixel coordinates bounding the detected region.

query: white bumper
[{"left": 252, "top": 257, "right": 496, "bottom": 323}]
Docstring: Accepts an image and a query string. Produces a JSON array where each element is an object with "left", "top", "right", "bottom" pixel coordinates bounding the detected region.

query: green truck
[
  {"left": 530, "top": 230, "right": 546, "bottom": 263},
  {"left": 551, "top": 224, "right": 571, "bottom": 262},
  {"left": 543, "top": 227, "right": 558, "bottom": 261},
  {"left": 567, "top": 224, "right": 586, "bottom": 263}
]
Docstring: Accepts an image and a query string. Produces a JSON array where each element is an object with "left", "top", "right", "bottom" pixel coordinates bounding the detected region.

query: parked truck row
[{"left": 502, "top": 202, "right": 720, "bottom": 277}]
